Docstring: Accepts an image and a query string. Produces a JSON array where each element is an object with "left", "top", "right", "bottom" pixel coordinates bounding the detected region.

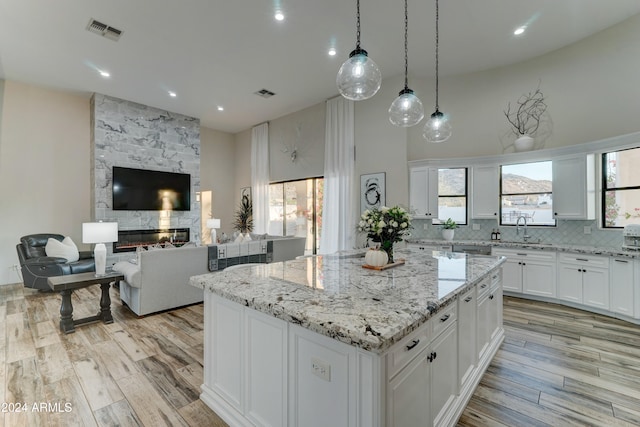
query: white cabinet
[
  {"left": 471, "top": 166, "right": 500, "bottom": 219},
  {"left": 610, "top": 257, "right": 634, "bottom": 317},
  {"left": 557, "top": 253, "right": 609, "bottom": 310},
  {"left": 409, "top": 166, "right": 438, "bottom": 218},
  {"left": 552, "top": 154, "right": 595, "bottom": 220},
  {"left": 492, "top": 248, "right": 556, "bottom": 297},
  {"left": 457, "top": 285, "right": 477, "bottom": 390},
  {"left": 387, "top": 303, "right": 458, "bottom": 427}
]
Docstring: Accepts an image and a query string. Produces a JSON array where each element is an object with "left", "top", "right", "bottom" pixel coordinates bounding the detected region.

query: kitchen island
[{"left": 190, "top": 247, "right": 505, "bottom": 427}]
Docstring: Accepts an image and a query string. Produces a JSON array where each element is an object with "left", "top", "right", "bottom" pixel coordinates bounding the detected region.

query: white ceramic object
[
  {"left": 514, "top": 134, "right": 534, "bottom": 152},
  {"left": 442, "top": 229, "right": 455, "bottom": 241},
  {"left": 364, "top": 249, "right": 389, "bottom": 267}
]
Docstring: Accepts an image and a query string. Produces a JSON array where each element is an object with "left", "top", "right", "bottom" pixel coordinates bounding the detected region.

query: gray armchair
[{"left": 16, "top": 234, "right": 95, "bottom": 290}]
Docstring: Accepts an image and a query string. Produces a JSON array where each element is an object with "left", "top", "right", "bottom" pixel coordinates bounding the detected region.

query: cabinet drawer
[
  {"left": 432, "top": 303, "right": 457, "bottom": 338},
  {"left": 477, "top": 277, "right": 491, "bottom": 299},
  {"left": 558, "top": 253, "right": 609, "bottom": 268},
  {"left": 387, "top": 321, "right": 432, "bottom": 379},
  {"left": 493, "top": 249, "right": 555, "bottom": 263}
]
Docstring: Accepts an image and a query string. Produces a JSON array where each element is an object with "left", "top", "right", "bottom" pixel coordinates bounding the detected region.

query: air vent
[
  {"left": 254, "top": 89, "right": 276, "bottom": 98},
  {"left": 86, "top": 18, "right": 123, "bottom": 41}
]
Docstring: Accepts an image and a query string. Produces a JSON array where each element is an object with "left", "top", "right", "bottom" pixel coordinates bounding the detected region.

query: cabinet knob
[
  {"left": 489, "top": 294, "right": 494, "bottom": 300},
  {"left": 440, "top": 314, "right": 450, "bottom": 322},
  {"left": 554, "top": 212, "right": 558, "bottom": 216},
  {"left": 464, "top": 296, "right": 473, "bottom": 303},
  {"left": 494, "top": 212, "right": 497, "bottom": 216},
  {"left": 405, "top": 339, "right": 420, "bottom": 351}
]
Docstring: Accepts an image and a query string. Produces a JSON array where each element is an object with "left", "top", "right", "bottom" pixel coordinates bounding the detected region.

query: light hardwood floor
[{"left": 2, "top": 283, "right": 639, "bottom": 426}]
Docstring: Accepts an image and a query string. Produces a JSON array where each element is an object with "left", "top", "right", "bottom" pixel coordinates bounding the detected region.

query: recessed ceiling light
[
  {"left": 275, "top": 11, "right": 284, "bottom": 21},
  {"left": 99, "top": 70, "right": 110, "bottom": 78},
  {"left": 217, "top": 106, "right": 224, "bottom": 111},
  {"left": 514, "top": 26, "right": 526, "bottom": 35},
  {"left": 168, "top": 91, "right": 177, "bottom": 97},
  {"left": 328, "top": 48, "right": 337, "bottom": 56}
]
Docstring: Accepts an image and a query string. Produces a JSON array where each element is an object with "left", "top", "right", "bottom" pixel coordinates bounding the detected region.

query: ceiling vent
[
  {"left": 254, "top": 89, "right": 276, "bottom": 98},
  {"left": 86, "top": 18, "right": 123, "bottom": 41}
]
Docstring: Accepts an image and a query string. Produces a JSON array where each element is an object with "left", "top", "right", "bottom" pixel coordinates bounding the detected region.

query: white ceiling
[{"left": 1, "top": 0, "right": 639, "bottom": 133}]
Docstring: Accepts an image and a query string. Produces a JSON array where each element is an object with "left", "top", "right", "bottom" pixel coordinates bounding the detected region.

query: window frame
[
  {"left": 499, "top": 160, "right": 556, "bottom": 227},
  {"left": 601, "top": 147, "right": 640, "bottom": 229},
  {"left": 434, "top": 167, "right": 468, "bottom": 226}
]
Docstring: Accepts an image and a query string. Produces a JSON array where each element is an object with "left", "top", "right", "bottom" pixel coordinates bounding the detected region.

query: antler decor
[{"left": 504, "top": 84, "right": 547, "bottom": 136}]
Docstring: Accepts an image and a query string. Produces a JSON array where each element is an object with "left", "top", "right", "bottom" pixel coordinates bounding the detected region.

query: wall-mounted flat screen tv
[{"left": 112, "top": 166, "right": 191, "bottom": 211}]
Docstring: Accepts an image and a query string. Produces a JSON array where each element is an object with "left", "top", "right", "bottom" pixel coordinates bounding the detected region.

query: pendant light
[
  {"left": 337, "top": 0, "right": 382, "bottom": 101},
  {"left": 423, "top": 0, "right": 452, "bottom": 143},
  {"left": 389, "top": 0, "right": 424, "bottom": 127}
]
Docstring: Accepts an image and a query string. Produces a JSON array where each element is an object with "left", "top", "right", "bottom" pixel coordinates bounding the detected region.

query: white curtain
[
  {"left": 318, "top": 97, "right": 355, "bottom": 254},
  {"left": 251, "top": 123, "right": 270, "bottom": 234}
]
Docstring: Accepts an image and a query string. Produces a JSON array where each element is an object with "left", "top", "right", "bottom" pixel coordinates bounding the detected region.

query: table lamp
[
  {"left": 206, "top": 218, "right": 221, "bottom": 244},
  {"left": 83, "top": 222, "right": 118, "bottom": 276}
]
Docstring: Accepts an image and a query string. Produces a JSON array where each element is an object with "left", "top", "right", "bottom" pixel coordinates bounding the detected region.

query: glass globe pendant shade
[
  {"left": 423, "top": 110, "right": 452, "bottom": 143},
  {"left": 337, "top": 48, "right": 382, "bottom": 101},
  {"left": 389, "top": 88, "right": 424, "bottom": 127}
]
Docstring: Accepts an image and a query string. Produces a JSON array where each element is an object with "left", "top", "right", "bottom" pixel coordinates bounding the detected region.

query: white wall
[
  {"left": 0, "top": 81, "right": 91, "bottom": 285},
  {"left": 201, "top": 126, "right": 236, "bottom": 238},
  {"left": 407, "top": 13, "right": 640, "bottom": 160}
]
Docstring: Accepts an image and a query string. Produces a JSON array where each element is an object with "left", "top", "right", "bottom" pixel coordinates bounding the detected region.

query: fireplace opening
[{"left": 113, "top": 228, "right": 190, "bottom": 253}]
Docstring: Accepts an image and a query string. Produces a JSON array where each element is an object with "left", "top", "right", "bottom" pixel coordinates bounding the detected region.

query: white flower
[
  {"left": 381, "top": 206, "right": 389, "bottom": 213},
  {"left": 359, "top": 220, "right": 365, "bottom": 227},
  {"left": 368, "top": 219, "right": 373, "bottom": 224},
  {"left": 378, "top": 220, "right": 386, "bottom": 228},
  {"left": 401, "top": 222, "right": 407, "bottom": 228},
  {"left": 388, "top": 228, "right": 394, "bottom": 233}
]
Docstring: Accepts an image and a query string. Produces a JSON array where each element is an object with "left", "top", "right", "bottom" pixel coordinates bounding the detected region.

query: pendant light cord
[
  {"left": 356, "top": 0, "right": 361, "bottom": 50},
  {"left": 435, "top": 0, "right": 440, "bottom": 111},
  {"left": 404, "top": 0, "right": 409, "bottom": 89}
]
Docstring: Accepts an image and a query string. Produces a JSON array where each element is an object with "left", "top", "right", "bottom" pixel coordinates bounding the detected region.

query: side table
[{"left": 47, "top": 271, "right": 124, "bottom": 334}]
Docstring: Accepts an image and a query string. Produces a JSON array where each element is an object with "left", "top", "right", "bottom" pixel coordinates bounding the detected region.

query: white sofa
[
  {"left": 112, "top": 236, "right": 306, "bottom": 316},
  {"left": 113, "top": 246, "right": 208, "bottom": 316}
]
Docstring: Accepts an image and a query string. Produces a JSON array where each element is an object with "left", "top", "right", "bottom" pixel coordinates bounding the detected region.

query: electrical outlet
[
  {"left": 311, "top": 357, "right": 331, "bottom": 382},
  {"left": 472, "top": 223, "right": 480, "bottom": 231},
  {"left": 423, "top": 223, "right": 429, "bottom": 230},
  {"left": 583, "top": 226, "right": 592, "bottom": 235}
]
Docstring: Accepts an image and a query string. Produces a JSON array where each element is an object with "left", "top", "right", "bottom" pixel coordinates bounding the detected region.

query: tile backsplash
[{"left": 410, "top": 219, "right": 623, "bottom": 248}]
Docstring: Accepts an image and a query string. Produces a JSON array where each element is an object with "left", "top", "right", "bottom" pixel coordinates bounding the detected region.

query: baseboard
[{"left": 200, "top": 385, "right": 255, "bottom": 427}]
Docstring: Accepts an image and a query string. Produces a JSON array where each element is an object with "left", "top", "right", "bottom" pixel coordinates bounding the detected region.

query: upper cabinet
[
  {"left": 552, "top": 154, "right": 595, "bottom": 220},
  {"left": 409, "top": 166, "right": 438, "bottom": 218},
  {"left": 471, "top": 166, "right": 499, "bottom": 219}
]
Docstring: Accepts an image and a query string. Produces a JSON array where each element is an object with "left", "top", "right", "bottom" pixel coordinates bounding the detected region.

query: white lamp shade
[
  {"left": 82, "top": 222, "right": 119, "bottom": 244},
  {"left": 206, "top": 218, "right": 221, "bottom": 229}
]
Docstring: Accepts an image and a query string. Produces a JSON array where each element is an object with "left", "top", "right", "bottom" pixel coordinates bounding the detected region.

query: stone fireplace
[{"left": 113, "top": 228, "right": 190, "bottom": 253}]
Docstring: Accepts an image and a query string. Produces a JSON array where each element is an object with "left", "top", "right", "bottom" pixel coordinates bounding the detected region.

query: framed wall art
[{"left": 360, "top": 172, "right": 385, "bottom": 213}]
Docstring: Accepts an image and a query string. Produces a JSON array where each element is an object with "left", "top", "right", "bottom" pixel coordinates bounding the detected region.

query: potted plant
[
  {"left": 232, "top": 194, "right": 253, "bottom": 242},
  {"left": 504, "top": 84, "right": 547, "bottom": 152},
  {"left": 441, "top": 218, "right": 457, "bottom": 241},
  {"left": 357, "top": 205, "right": 412, "bottom": 263}
]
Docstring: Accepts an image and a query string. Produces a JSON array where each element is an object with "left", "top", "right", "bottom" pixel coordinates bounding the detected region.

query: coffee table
[{"left": 47, "top": 271, "right": 124, "bottom": 334}]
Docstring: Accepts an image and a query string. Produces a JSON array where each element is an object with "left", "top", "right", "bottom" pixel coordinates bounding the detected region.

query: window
[
  {"left": 602, "top": 147, "right": 640, "bottom": 228},
  {"left": 500, "top": 161, "right": 554, "bottom": 226},
  {"left": 268, "top": 178, "right": 323, "bottom": 254},
  {"left": 435, "top": 168, "right": 467, "bottom": 225}
]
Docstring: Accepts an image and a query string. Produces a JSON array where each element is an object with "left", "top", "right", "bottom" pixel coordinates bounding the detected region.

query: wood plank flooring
[{"left": 2, "top": 283, "right": 639, "bottom": 426}]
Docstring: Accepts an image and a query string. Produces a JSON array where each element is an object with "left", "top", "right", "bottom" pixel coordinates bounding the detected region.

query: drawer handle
[
  {"left": 576, "top": 258, "right": 589, "bottom": 262},
  {"left": 489, "top": 294, "right": 494, "bottom": 300},
  {"left": 406, "top": 339, "right": 420, "bottom": 351},
  {"left": 516, "top": 253, "right": 527, "bottom": 256},
  {"left": 615, "top": 259, "right": 629, "bottom": 263},
  {"left": 464, "top": 296, "right": 473, "bottom": 303},
  {"left": 492, "top": 274, "right": 498, "bottom": 279},
  {"left": 428, "top": 351, "right": 437, "bottom": 362},
  {"left": 480, "top": 284, "right": 487, "bottom": 289},
  {"left": 440, "top": 314, "right": 451, "bottom": 322}
]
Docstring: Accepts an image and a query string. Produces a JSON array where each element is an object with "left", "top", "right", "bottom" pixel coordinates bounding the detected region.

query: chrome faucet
[{"left": 516, "top": 216, "right": 531, "bottom": 242}]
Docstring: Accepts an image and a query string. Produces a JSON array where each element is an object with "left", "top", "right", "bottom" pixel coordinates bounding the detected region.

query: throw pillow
[{"left": 45, "top": 236, "right": 80, "bottom": 262}]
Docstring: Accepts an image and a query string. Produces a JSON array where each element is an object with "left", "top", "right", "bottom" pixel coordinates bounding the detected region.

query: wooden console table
[{"left": 47, "top": 271, "right": 124, "bottom": 334}]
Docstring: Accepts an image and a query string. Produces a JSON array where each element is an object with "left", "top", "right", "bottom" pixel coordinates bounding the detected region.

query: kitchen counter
[
  {"left": 190, "top": 246, "right": 504, "bottom": 354},
  {"left": 408, "top": 238, "right": 640, "bottom": 258}
]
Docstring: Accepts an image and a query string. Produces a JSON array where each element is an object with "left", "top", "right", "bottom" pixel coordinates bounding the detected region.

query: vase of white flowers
[{"left": 358, "top": 205, "right": 412, "bottom": 263}]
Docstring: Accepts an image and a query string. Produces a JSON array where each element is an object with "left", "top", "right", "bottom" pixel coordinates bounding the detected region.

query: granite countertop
[
  {"left": 407, "top": 238, "right": 640, "bottom": 259},
  {"left": 190, "top": 247, "right": 505, "bottom": 354}
]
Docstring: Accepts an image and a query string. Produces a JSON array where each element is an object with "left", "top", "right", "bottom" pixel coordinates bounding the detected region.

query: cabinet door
[
  {"left": 476, "top": 292, "right": 491, "bottom": 361},
  {"left": 501, "top": 257, "right": 523, "bottom": 293},
  {"left": 610, "top": 258, "right": 634, "bottom": 317},
  {"left": 522, "top": 260, "right": 556, "bottom": 297},
  {"left": 458, "top": 287, "right": 477, "bottom": 389},
  {"left": 552, "top": 154, "right": 595, "bottom": 220},
  {"left": 583, "top": 267, "right": 609, "bottom": 310},
  {"left": 430, "top": 323, "right": 458, "bottom": 427},
  {"left": 471, "top": 166, "right": 499, "bottom": 219},
  {"left": 409, "top": 167, "right": 438, "bottom": 218},
  {"left": 388, "top": 349, "right": 431, "bottom": 427},
  {"left": 557, "top": 264, "right": 583, "bottom": 303}
]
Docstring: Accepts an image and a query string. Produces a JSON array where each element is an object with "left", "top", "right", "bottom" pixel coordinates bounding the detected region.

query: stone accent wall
[{"left": 90, "top": 94, "right": 201, "bottom": 261}]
